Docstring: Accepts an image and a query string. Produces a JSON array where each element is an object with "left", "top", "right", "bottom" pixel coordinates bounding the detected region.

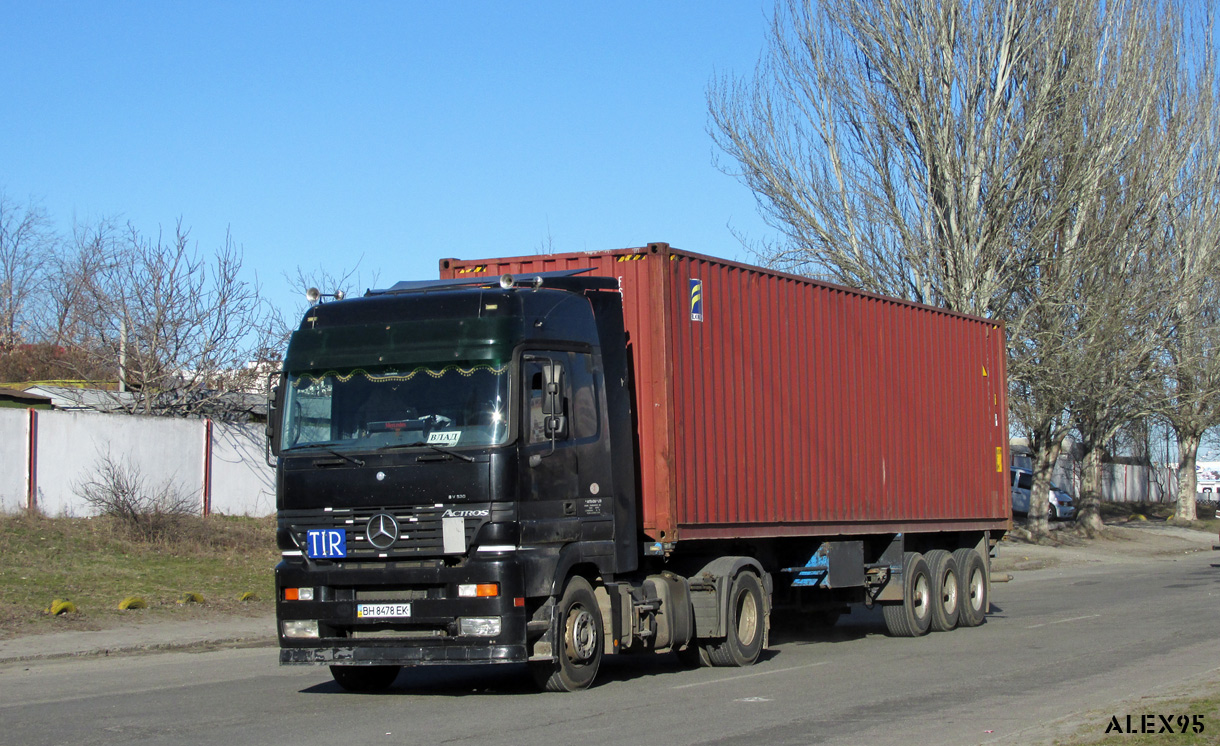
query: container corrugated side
[{"left": 441, "top": 244, "right": 1010, "bottom": 543}]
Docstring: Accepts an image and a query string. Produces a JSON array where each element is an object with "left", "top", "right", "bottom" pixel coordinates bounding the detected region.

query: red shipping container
[{"left": 441, "top": 243, "right": 1011, "bottom": 544}]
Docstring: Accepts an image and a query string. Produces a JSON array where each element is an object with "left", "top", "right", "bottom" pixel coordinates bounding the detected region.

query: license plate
[
  {"left": 306, "top": 529, "right": 347, "bottom": 559},
  {"left": 357, "top": 603, "right": 412, "bottom": 619}
]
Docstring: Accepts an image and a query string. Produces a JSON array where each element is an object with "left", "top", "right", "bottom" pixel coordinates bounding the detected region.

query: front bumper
[{"left": 276, "top": 555, "right": 530, "bottom": 666}]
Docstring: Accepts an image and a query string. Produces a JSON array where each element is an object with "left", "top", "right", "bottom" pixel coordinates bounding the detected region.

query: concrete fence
[
  {"left": 0, "top": 408, "right": 274, "bottom": 516},
  {"left": 1012, "top": 451, "right": 1180, "bottom": 503}
]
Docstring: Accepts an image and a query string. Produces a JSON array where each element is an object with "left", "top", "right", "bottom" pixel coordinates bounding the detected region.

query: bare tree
[
  {"left": 270, "top": 259, "right": 377, "bottom": 352},
  {"left": 44, "top": 218, "right": 121, "bottom": 350},
  {"left": 708, "top": 0, "right": 1073, "bottom": 317},
  {"left": 55, "top": 219, "right": 277, "bottom": 418},
  {"left": 711, "top": 0, "right": 1193, "bottom": 536},
  {"left": 0, "top": 193, "right": 56, "bottom": 351},
  {"left": 1151, "top": 15, "right": 1220, "bottom": 522}
]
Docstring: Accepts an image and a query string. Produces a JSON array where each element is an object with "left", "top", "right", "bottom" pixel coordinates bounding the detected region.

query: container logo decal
[{"left": 690, "top": 279, "right": 703, "bottom": 322}]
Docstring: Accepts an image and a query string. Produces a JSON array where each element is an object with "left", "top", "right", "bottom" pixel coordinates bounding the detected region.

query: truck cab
[{"left": 270, "top": 272, "right": 645, "bottom": 691}]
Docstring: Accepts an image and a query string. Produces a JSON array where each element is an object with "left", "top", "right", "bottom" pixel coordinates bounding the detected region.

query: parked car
[
  {"left": 1011, "top": 468, "right": 1075, "bottom": 520},
  {"left": 1047, "top": 480, "right": 1076, "bottom": 520}
]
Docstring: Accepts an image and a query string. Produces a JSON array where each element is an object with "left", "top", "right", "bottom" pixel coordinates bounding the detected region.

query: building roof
[
  {"left": 0, "top": 387, "right": 53, "bottom": 408},
  {"left": 22, "top": 385, "right": 137, "bottom": 412}
]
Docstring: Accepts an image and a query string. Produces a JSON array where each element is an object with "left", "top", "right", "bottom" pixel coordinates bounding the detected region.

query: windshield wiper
[
  {"left": 285, "top": 443, "right": 366, "bottom": 467},
  {"left": 379, "top": 441, "right": 476, "bottom": 463}
]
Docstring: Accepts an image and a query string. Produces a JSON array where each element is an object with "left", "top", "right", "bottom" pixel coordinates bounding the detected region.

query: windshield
[{"left": 282, "top": 361, "right": 510, "bottom": 451}]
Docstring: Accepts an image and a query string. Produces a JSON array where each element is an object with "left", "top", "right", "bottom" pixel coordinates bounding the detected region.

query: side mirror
[
  {"left": 541, "top": 364, "right": 564, "bottom": 415},
  {"left": 542, "top": 363, "right": 567, "bottom": 438},
  {"left": 265, "top": 372, "right": 285, "bottom": 464}
]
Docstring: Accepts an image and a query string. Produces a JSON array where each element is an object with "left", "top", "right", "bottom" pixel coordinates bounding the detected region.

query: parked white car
[
  {"left": 1011, "top": 468, "right": 1076, "bottom": 520},
  {"left": 1047, "top": 480, "right": 1076, "bottom": 520}
]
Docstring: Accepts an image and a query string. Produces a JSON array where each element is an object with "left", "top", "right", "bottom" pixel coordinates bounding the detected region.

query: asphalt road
[{"left": 3, "top": 549, "right": 1218, "bottom": 746}]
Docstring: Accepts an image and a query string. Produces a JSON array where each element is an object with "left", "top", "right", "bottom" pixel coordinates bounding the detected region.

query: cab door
[{"left": 519, "top": 353, "right": 613, "bottom": 548}]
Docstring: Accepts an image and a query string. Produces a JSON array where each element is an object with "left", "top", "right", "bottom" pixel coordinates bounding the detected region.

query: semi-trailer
[{"left": 270, "top": 242, "right": 1011, "bottom": 692}]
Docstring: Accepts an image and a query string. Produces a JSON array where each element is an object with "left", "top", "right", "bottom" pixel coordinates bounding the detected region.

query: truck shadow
[
  {"left": 298, "top": 615, "right": 919, "bottom": 697},
  {"left": 299, "top": 654, "right": 731, "bottom": 696}
]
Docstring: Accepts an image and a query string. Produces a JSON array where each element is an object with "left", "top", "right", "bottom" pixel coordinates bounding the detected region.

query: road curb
[
  {"left": 0, "top": 615, "right": 277, "bottom": 666},
  {"left": 0, "top": 635, "right": 277, "bottom": 665}
]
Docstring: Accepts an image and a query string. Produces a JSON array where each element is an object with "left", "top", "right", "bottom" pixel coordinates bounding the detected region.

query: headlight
[
  {"left": 282, "top": 620, "right": 320, "bottom": 638},
  {"left": 458, "top": 617, "right": 502, "bottom": 636}
]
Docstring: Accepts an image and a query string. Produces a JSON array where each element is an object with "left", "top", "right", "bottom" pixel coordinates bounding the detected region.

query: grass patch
[
  {"left": 1056, "top": 683, "right": 1220, "bottom": 745},
  {"left": 0, "top": 511, "right": 277, "bottom": 639},
  {"left": 1100, "top": 501, "right": 1220, "bottom": 535}
]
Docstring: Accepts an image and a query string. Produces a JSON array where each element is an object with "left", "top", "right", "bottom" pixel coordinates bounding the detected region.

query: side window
[
  {"left": 524, "top": 357, "right": 569, "bottom": 445},
  {"left": 569, "top": 353, "right": 598, "bottom": 440},
  {"left": 526, "top": 363, "right": 547, "bottom": 444}
]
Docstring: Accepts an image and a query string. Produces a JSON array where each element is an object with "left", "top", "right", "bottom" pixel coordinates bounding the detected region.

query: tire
[
  {"left": 953, "top": 548, "right": 989, "bottom": 627},
  {"left": 924, "top": 549, "right": 960, "bottom": 632},
  {"left": 675, "top": 641, "right": 712, "bottom": 668},
  {"left": 707, "top": 572, "right": 766, "bottom": 667},
  {"left": 882, "top": 552, "right": 932, "bottom": 637},
  {"left": 530, "top": 576, "right": 603, "bottom": 692},
  {"left": 1047, "top": 503, "right": 1058, "bottom": 521},
  {"left": 329, "top": 665, "right": 400, "bottom": 692}
]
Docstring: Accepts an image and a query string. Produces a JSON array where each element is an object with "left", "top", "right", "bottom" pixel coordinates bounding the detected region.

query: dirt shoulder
[{"left": 992, "top": 518, "right": 1218, "bottom": 574}]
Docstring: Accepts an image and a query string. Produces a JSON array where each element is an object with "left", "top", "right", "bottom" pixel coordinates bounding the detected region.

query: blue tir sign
[{"left": 307, "top": 529, "right": 347, "bottom": 558}]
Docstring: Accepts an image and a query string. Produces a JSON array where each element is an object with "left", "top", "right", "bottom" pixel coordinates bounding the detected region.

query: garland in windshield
[{"left": 292, "top": 363, "right": 510, "bottom": 388}]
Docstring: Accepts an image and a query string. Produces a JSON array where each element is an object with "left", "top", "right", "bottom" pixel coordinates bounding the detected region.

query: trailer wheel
[
  {"left": 708, "top": 572, "right": 765, "bottom": 667},
  {"left": 953, "top": 548, "right": 989, "bottom": 627},
  {"left": 882, "top": 552, "right": 932, "bottom": 637},
  {"left": 329, "top": 665, "right": 400, "bottom": 692},
  {"left": 530, "top": 576, "right": 603, "bottom": 692},
  {"left": 924, "top": 549, "right": 960, "bottom": 632}
]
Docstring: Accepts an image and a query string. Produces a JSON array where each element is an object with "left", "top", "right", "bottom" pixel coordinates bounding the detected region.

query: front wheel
[
  {"left": 707, "top": 571, "right": 766, "bottom": 667},
  {"left": 530, "top": 576, "right": 603, "bottom": 692},
  {"left": 329, "top": 665, "right": 400, "bottom": 692}
]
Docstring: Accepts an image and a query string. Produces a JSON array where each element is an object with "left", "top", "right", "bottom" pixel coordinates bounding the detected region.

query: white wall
[
  {"left": 3, "top": 409, "right": 274, "bottom": 516},
  {"left": 210, "top": 422, "right": 276, "bottom": 515},
  {"left": 0, "top": 409, "right": 28, "bottom": 512}
]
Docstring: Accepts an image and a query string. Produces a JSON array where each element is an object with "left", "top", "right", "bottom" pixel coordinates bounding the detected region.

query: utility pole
[{"left": 118, "top": 318, "right": 127, "bottom": 393}]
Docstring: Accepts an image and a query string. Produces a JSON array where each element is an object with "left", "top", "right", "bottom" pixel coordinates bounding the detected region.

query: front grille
[
  {"left": 355, "top": 588, "right": 440, "bottom": 602},
  {"left": 288, "top": 505, "right": 484, "bottom": 560}
]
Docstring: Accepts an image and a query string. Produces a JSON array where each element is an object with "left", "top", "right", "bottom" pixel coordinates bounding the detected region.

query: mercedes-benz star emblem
[{"left": 365, "top": 513, "right": 400, "bottom": 550}]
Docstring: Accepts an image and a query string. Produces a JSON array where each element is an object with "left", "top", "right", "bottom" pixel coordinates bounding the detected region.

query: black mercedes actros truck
[{"left": 269, "top": 244, "right": 1010, "bottom": 693}]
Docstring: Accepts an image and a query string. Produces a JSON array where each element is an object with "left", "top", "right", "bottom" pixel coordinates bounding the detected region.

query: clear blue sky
[{"left": 1, "top": 1, "right": 778, "bottom": 314}]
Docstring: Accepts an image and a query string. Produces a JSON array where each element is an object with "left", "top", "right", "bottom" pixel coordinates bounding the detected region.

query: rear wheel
[
  {"left": 329, "top": 665, "right": 400, "bottom": 692},
  {"left": 953, "top": 548, "right": 989, "bottom": 627},
  {"left": 882, "top": 552, "right": 932, "bottom": 637},
  {"left": 707, "top": 572, "right": 766, "bottom": 667},
  {"left": 530, "top": 576, "right": 603, "bottom": 692},
  {"left": 924, "top": 549, "right": 960, "bottom": 632}
]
